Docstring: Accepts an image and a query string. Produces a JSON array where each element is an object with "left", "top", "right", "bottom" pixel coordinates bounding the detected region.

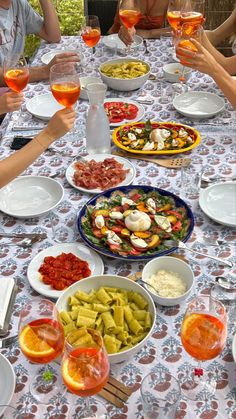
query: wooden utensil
[
  {"left": 98, "top": 376, "right": 133, "bottom": 408},
  {"left": 112, "top": 150, "right": 191, "bottom": 168}
]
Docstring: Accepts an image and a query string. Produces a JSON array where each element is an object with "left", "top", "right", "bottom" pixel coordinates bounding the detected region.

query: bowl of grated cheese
[{"left": 142, "top": 256, "right": 194, "bottom": 306}]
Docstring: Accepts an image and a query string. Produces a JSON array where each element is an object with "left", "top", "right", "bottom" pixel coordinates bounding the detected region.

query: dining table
[{"left": 0, "top": 35, "right": 235, "bottom": 419}]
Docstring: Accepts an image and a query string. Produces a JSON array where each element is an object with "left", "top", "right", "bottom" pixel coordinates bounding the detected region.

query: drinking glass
[
  {"left": 18, "top": 298, "right": 65, "bottom": 403},
  {"left": 3, "top": 54, "right": 29, "bottom": 122},
  {"left": 50, "top": 62, "right": 81, "bottom": 109},
  {"left": 141, "top": 372, "right": 181, "bottom": 419},
  {"left": 167, "top": 0, "right": 205, "bottom": 34},
  {"left": 180, "top": 295, "right": 227, "bottom": 400},
  {"left": 62, "top": 328, "right": 110, "bottom": 418},
  {"left": 167, "top": 0, "right": 184, "bottom": 32},
  {"left": 119, "top": 0, "right": 141, "bottom": 53},
  {"left": 173, "top": 23, "right": 203, "bottom": 93},
  {"left": 81, "top": 15, "right": 101, "bottom": 69}
]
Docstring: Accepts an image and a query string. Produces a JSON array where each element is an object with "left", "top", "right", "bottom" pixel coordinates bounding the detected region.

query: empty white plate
[
  {"left": 27, "top": 243, "right": 104, "bottom": 299},
  {"left": 26, "top": 93, "right": 63, "bottom": 121},
  {"left": 0, "top": 354, "right": 15, "bottom": 416},
  {"left": 0, "top": 176, "right": 64, "bottom": 218},
  {"left": 66, "top": 154, "right": 136, "bottom": 193},
  {"left": 103, "top": 34, "right": 143, "bottom": 51},
  {"left": 173, "top": 91, "right": 225, "bottom": 119},
  {"left": 41, "top": 50, "right": 84, "bottom": 65},
  {"left": 199, "top": 182, "right": 236, "bottom": 227}
]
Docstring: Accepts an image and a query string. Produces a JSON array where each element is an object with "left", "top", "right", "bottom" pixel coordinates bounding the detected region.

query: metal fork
[
  {"left": 164, "top": 240, "right": 233, "bottom": 268},
  {"left": 0, "top": 335, "right": 18, "bottom": 349},
  {"left": 143, "top": 39, "right": 150, "bottom": 55},
  {"left": 1, "top": 236, "right": 40, "bottom": 248}
]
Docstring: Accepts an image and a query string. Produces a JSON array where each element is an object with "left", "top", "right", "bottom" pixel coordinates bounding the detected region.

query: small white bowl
[
  {"left": 142, "top": 256, "right": 194, "bottom": 306},
  {"left": 79, "top": 76, "right": 102, "bottom": 100},
  {"left": 163, "top": 63, "right": 191, "bottom": 83},
  {"left": 56, "top": 274, "right": 156, "bottom": 364},
  {"left": 99, "top": 58, "right": 150, "bottom": 91}
]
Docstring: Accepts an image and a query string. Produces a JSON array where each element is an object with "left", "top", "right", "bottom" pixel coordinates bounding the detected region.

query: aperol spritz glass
[
  {"left": 18, "top": 298, "right": 65, "bottom": 403},
  {"left": 81, "top": 15, "right": 101, "bottom": 70},
  {"left": 50, "top": 62, "right": 81, "bottom": 108},
  {"left": 167, "top": 0, "right": 205, "bottom": 34},
  {"left": 62, "top": 328, "right": 109, "bottom": 418},
  {"left": 119, "top": 0, "right": 141, "bottom": 53},
  {"left": 180, "top": 295, "right": 227, "bottom": 400}
]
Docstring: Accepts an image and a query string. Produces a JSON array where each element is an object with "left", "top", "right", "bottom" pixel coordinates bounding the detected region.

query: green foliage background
[{"left": 25, "top": 0, "right": 84, "bottom": 59}]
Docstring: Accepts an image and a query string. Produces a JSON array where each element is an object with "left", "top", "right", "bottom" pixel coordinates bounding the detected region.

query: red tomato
[
  {"left": 172, "top": 220, "right": 182, "bottom": 231},
  {"left": 104, "top": 101, "right": 138, "bottom": 123},
  {"left": 166, "top": 210, "right": 183, "bottom": 220}
]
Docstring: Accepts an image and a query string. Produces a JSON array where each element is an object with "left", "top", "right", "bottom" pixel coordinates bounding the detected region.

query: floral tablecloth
[{"left": 0, "top": 36, "right": 235, "bottom": 419}]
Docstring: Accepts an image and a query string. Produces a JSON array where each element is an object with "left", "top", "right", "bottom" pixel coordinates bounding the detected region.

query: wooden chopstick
[{"left": 98, "top": 376, "right": 133, "bottom": 408}]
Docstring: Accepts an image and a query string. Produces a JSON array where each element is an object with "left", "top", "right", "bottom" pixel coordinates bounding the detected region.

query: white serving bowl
[
  {"left": 98, "top": 58, "right": 150, "bottom": 91},
  {"left": 56, "top": 274, "right": 156, "bottom": 364},
  {"left": 142, "top": 256, "right": 194, "bottom": 306},
  {"left": 163, "top": 62, "right": 191, "bottom": 83},
  {"left": 79, "top": 76, "right": 102, "bottom": 100}
]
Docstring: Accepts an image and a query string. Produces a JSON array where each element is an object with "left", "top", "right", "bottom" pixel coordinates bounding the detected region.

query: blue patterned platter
[{"left": 77, "top": 185, "right": 194, "bottom": 261}]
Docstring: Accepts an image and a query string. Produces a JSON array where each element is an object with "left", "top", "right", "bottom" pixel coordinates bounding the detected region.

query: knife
[
  {"left": 0, "top": 232, "right": 47, "bottom": 240},
  {"left": 12, "top": 125, "right": 46, "bottom": 131}
]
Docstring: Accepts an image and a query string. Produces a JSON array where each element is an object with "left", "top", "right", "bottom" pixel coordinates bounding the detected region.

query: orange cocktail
[
  {"left": 181, "top": 12, "right": 204, "bottom": 34},
  {"left": 167, "top": 11, "right": 181, "bottom": 31},
  {"left": 181, "top": 312, "right": 227, "bottom": 361},
  {"left": 51, "top": 82, "right": 81, "bottom": 107},
  {"left": 119, "top": 9, "right": 141, "bottom": 28},
  {"left": 19, "top": 317, "right": 65, "bottom": 364},
  {"left": 4, "top": 68, "right": 29, "bottom": 92},
  {"left": 82, "top": 28, "right": 101, "bottom": 48},
  {"left": 176, "top": 38, "right": 198, "bottom": 65}
]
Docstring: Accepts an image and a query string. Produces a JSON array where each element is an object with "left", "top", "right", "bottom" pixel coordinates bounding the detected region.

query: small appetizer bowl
[
  {"left": 99, "top": 58, "right": 150, "bottom": 91},
  {"left": 56, "top": 274, "right": 156, "bottom": 364},
  {"left": 163, "top": 63, "right": 192, "bottom": 83},
  {"left": 142, "top": 256, "right": 194, "bottom": 306},
  {"left": 79, "top": 76, "right": 102, "bottom": 100}
]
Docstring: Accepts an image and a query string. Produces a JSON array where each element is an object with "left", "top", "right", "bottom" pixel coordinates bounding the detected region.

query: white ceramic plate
[
  {"left": 103, "top": 34, "right": 143, "bottom": 51},
  {"left": 0, "top": 354, "right": 16, "bottom": 416},
  {"left": 41, "top": 50, "right": 84, "bottom": 65},
  {"left": 26, "top": 93, "right": 64, "bottom": 121},
  {"left": 173, "top": 91, "right": 225, "bottom": 119},
  {"left": 104, "top": 98, "right": 145, "bottom": 126},
  {"left": 199, "top": 182, "right": 236, "bottom": 227},
  {"left": 0, "top": 176, "right": 64, "bottom": 218},
  {"left": 233, "top": 334, "right": 236, "bottom": 362},
  {"left": 66, "top": 154, "right": 136, "bottom": 193},
  {"left": 27, "top": 243, "right": 104, "bottom": 299}
]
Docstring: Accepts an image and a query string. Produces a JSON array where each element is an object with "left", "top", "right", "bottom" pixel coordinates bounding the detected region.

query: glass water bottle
[{"left": 86, "top": 83, "right": 111, "bottom": 154}]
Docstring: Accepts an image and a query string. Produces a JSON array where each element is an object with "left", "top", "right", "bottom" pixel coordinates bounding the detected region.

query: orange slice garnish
[{"left": 19, "top": 325, "right": 55, "bottom": 358}]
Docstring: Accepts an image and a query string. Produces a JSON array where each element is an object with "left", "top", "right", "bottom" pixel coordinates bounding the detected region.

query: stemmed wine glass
[
  {"left": 18, "top": 298, "right": 65, "bottom": 403},
  {"left": 173, "top": 22, "right": 203, "bottom": 93},
  {"left": 119, "top": 0, "right": 141, "bottom": 53},
  {"left": 81, "top": 15, "right": 101, "bottom": 70},
  {"left": 167, "top": 0, "right": 205, "bottom": 34},
  {"left": 180, "top": 294, "right": 227, "bottom": 400},
  {"left": 3, "top": 54, "right": 29, "bottom": 122},
  {"left": 62, "top": 328, "right": 110, "bottom": 418},
  {"left": 167, "top": 0, "right": 184, "bottom": 32}
]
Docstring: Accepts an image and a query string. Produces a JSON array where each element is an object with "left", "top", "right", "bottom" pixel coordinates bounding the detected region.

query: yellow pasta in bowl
[
  {"left": 98, "top": 58, "right": 151, "bottom": 91},
  {"left": 56, "top": 274, "right": 156, "bottom": 364}
]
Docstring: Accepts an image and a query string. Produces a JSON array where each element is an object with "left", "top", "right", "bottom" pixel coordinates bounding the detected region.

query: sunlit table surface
[{"left": 0, "top": 36, "right": 235, "bottom": 419}]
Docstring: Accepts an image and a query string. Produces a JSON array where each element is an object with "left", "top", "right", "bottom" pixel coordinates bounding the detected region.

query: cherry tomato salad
[
  {"left": 104, "top": 101, "right": 139, "bottom": 123},
  {"left": 81, "top": 188, "right": 191, "bottom": 257}
]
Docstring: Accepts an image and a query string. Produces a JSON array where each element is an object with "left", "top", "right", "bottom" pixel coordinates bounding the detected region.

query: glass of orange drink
[
  {"left": 62, "top": 328, "right": 109, "bottom": 418},
  {"left": 3, "top": 54, "right": 29, "bottom": 122},
  {"left": 119, "top": 0, "right": 141, "bottom": 52},
  {"left": 18, "top": 298, "right": 65, "bottom": 403},
  {"left": 81, "top": 15, "right": 101, "bottom": 70},
  {"left": 167, "top": 0, "right": 205, "bottom": 34},
  {"left": 50, "top": 62, "right": 81, "bottom": 109},
  {"left": 180, "top": 294, "right": 227, "bottom": 400}
]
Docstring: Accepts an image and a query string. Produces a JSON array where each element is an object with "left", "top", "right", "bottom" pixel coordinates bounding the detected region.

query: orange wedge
[
  {"left": 62, "top": 357, "right": 84, "bottom": 391},
  {"left": 5, "top": 69, "right": 24, "bottom": 78},
  {"left": 19, "top": 325, "right": 55, "bottom": 359}
]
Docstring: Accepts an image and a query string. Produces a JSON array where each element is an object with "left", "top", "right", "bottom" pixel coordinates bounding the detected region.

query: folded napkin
[{"left": 0, "top": 277, "right": 15, "bottom": 330}]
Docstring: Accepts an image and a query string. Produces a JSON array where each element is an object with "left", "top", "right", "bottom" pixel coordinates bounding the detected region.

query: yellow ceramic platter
[{"left": 112, "top": 121, "right": 201, "bottom": 155}]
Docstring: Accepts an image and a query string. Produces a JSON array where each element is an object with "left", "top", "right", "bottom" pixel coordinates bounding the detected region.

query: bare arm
[
  {"left": 176, "top": 39, "right": 236, "bottom": 108},
  {"left": 201, "top": 31, "right": 236, "bottom": 75},
  {"left": 37, "top": 0, "right": 61, "bottom": 43},
  {"left": 0, "top": 108, "right": 75, "bottom": 189},
  {"left": 205, "top": 8, "right": 236, "bottom": 46}
]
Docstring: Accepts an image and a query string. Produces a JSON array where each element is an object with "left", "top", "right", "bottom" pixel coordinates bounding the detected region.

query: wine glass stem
[{"left": 84, "top": 397, "right": 93, "bottom": 417}]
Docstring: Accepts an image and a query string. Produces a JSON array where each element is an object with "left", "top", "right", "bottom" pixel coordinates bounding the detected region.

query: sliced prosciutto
[{"left": 73, "top": 157, "right": 130, "bottom": 190}]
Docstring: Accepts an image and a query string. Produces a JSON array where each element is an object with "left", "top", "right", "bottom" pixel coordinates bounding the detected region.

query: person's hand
[
  {"left": 0, "top": 92, "right": 24, "bottom": 115},
  {"left": 118, "top": 25, "right": 136, "bottom": 46},
  {"left": 44, "top": 108, "right": 76, "bottom": 140},
  {"left": 176, "top": 39, "right": 217, "bottom": 76},
  {"left": 45, "top": 52, "right": 81, "bottom": 77}
]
